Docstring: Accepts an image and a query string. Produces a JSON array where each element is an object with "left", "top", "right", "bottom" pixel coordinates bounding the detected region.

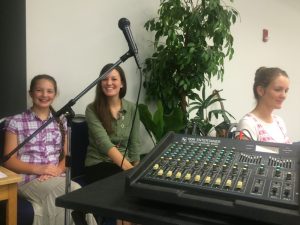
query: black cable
[
  {"left": 233, "top": 128, "right": 255, "bottom": 141},
  {"left": 121, "top": 67, "right": 143, "bottom": 168}
]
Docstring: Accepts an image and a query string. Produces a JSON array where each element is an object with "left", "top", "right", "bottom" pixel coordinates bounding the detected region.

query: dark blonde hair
[
  {"left": 29, "top": 74, "right": 57, "bottom": 94},
  {"left": 253, "top": 67, "right": 288, "bottom": 100},
  {"left": 30, "top": 74, "right": 65, "bottom": 160}
]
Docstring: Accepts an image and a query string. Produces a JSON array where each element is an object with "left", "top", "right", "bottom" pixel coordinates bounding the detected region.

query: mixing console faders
[{"left": 126, "top": 132, "right": 300, "bottom": 225}]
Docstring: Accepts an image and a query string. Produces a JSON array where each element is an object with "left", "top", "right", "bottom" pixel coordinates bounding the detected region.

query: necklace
[{"left": 115, "top": 110, "right": 126, "bottom": 148}]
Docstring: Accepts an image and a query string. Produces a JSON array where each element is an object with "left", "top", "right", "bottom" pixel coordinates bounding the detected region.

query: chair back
[{"left": 71, "top": 115, "right": 89, "bottom": 180}]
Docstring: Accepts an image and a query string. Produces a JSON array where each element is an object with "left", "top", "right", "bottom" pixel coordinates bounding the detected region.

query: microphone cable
[{"left": 120, "top": 66, "right": 143, "bottom": 169}]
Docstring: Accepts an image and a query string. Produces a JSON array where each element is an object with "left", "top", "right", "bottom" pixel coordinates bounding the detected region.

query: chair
[
  {"left": 0, "top": 120, "right": 34, "bottom": 225},
  {"left": 70, "top": 115, "right": 116, "bottom": 225},
  {"left": 70, "top": 115, "right": 89, "bottom": 186}
]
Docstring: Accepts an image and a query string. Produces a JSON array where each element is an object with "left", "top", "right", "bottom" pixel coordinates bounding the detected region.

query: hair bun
[{"left": 255, "top": 66, "right": 266, "bottom": 76}]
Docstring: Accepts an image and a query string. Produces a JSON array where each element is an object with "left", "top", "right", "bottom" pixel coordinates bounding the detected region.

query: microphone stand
[
  {"left": 0, "top": 50, "right": 134, "bottom": 225},
  {"left": 64, "top": 109, "right": 75, "bottom": 225}
]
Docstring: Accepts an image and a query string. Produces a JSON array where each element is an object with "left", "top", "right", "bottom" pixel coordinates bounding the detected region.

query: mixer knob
[
  {"left": 153, "top": 164, "right": 159, "bottom": 170},
  {"left": 166, "top": 170, "right": 173, "bottom": 177},
  {"left": 236, "top": 180, "right": 243, "bottom": 190},
  {"left": 215, "top": 177, "right": 222, "bottom": 186},
  {"left": 232, "top": 166, "right": 238, "bottom": 174},
  {"left": 286, "top": 172, "right": 292, "bottom": 180},
  {"left": 158, "top": 169, "right": 163, "bottom": 176},
  {"left": 204, "top": 176, "right": 211, "bottom": 184},
  {"left": 185, "top": 173, "right": 191, "bottom": 181},
  {"left": 222, "top": 165, "right": 227, "bottom": 172},
  {"left": 284, "top": 188, "right": 291, "bottom": 197},
  {"left": 195, "top": 162, "right": 201, "bottom": 169},
  {"left": 175, "top": 172, "right": 182, "bottom": 179},
  {"left": 258, "top": 164, "right": 265, "bottom": 175},
  {"left": 271, "top": 187, "right": 278, "bottom": 195},
  {"left": 194, "top": 175, "right": 201, "bottom": 182},
  {"left": 212, "top": 163, "right": 218, "bottom": 171},
  {"left": 275, "top": 167, "right": 281, "bottom": 177},
  {"left": 253, "top": 185, "right": 259, "bottom": 193},
  {"left": 225, "top": 179, "right": 232, "bottom": 188},
  {"left": 242, "top": 167, "right": 248, "bottom": 175}
]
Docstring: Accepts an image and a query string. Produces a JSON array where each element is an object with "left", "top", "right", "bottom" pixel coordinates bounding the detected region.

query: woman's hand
[{"left": 107, "top": 147, "right": 134, "bottom": 170}]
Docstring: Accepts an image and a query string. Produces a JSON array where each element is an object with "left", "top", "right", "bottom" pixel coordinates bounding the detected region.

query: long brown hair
[{"left": 93, "top": 64, "right": 127, "bottom": 134}]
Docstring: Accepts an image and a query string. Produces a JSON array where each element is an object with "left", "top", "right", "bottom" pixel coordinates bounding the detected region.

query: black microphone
[{"left": 118, "top": 18, "right": 141, "bottom": 69}]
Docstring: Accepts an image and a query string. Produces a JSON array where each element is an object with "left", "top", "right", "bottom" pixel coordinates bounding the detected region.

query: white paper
[{"left": 0, "top": 171, "right": 8, "bottom": 178}]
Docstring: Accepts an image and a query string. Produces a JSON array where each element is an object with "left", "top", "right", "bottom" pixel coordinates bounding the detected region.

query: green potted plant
[
  {"left": 186, "top": 87, "right": 235, "bottom": 136},
  {"left": 138, "top": 101, "right": 185, "bottom": 144},
  {"left": 140, "top": 0, "right": 238, "bottom": 138}
]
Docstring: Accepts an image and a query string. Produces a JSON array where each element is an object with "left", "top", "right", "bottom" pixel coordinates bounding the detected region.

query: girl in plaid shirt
[{"left": 3, "top": 75, "right": 95, "bottom": 225}]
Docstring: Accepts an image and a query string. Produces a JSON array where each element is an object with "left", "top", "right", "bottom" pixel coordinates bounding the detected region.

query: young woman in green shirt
[{"left": 84, "top": 63, "right": 141, "bottom": 184}]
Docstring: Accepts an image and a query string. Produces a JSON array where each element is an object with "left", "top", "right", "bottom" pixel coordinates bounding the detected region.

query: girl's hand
[
  {"left": 37, "top": 174, "right": 54, "bottom": 181},
  {"left": 38, "top": 164, "right": 63, "bottom": 177}
]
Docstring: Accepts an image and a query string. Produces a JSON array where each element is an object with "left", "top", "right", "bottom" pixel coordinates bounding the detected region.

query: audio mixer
[{"left": 126, "top": 132, "right": 300, "bottom": 225}]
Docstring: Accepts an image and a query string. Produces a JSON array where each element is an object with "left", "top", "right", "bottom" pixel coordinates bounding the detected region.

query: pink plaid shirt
[{"left": 5, "top": 109, "right": 66, "bottom": 185}]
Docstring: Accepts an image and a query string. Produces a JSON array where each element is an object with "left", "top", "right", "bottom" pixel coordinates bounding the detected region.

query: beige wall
[
  {"left": 26, "top": 0, "right": 300, "bottom": 149},
  {"left": 218, "top": 0, "right": 300, "bottom": 142}
]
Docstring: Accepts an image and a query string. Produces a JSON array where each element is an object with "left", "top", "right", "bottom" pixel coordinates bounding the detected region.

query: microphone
[{"left": 118, "top": 18, "right": 141, "bottom": 69}]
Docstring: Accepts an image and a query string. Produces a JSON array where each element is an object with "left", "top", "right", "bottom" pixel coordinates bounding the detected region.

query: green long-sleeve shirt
[{"left": 84, "top": 99, "right": 141, "bottom": 166}]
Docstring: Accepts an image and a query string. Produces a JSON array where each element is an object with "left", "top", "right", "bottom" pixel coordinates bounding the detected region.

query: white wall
[
  {"left": 26, "top": 0, "right": 160, "bottom": 153},
  {"left": 217, "top": 0, "right": 300, "bottom": 142},
  {"left": 26, "top": 0, "right": 300, "bottom": 150}
]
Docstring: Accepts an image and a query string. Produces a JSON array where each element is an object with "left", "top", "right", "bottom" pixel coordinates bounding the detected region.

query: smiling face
[
  {"left": 29, "top": 78, "right": 56, "bottom": 110},
  {"left": 257, "top": 74, "right": 289, "bottom": 110},
  {"left": 101, "top": 69, "right": 123, "bottom": 98}
]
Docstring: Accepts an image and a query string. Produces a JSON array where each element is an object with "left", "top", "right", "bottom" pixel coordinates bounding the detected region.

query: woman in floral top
[{"left": 237, "top": 67, "right": 291, "bottom": 143}]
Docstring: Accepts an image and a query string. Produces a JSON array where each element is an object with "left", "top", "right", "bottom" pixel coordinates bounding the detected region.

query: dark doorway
[{"left": 0, "top": 0, "right": 27, "bottom": 119}]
